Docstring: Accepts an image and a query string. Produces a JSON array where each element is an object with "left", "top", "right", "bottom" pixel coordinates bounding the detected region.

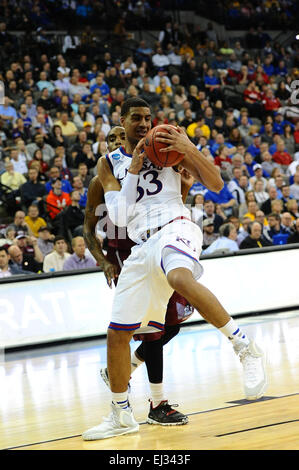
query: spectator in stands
[
  {"left": 203, "top": 199, "right": 225, "bottom": 233},
  {"left": 253, "top": 180, "right": 270, "bottom": 206},
  {"left": 286, "top": 199, "right": 299, "bottom": 220},
  {"left": 266, "top": 212, "right": 289, "bottom": 242},
  {"left": 46, "top": 177, "right": 72, "bottom": 220},
  {"left": 14, "top": 230, "right": 43, "bottom": 263},
  {"left": 62, "top": 190, "right": 85, "bottom": 237},
  {"left": 0, "top": 97, "right": 17, "bottom": 125},
  {"left": 43, "top": 235, "right": 71, "bottom": 272},
  {"left": 260, "top": 186, "right": 278, "bottom": 215},
  {"left": 45, "top": 166, "right": 72, "bottom": 194},
  {"left": 10, "top": 210, "right": 29, "bottom": 236},
  {"left": 281, "top": 212, "right": 295, "bottom": 235},
  {"left": 239, "top": 221, "right": 273, "bottom": 249},
  {"left": 37, "top": 225, "right": 54, "bottom": 258},
  {"left": 243, "top": 200, "right": 259, "bottom": 221},
  {"left": 28, "top": 148, "right": 49, "bottom": 176},
  {"left": 26, "top": 134, "right": 55, "bottom": 164},
  {"left": 261, "top": 150, "right": 280, "bottom": 175},
  {"left": 19, "top": 166, "right": 47, "bottom": 210},
  {"left": 213, "top": 145, "right": 233, "bottom": 181},
  {"left": 247, "top": 134, "right": 262, "bottom": 161},
  {"left": 190, "top": 193, "right": 204, "bottom": 226},
  {"left": 10, "top": 147, "right": 28, "bottom": 175},
  {"left": 272, "top": 140, "right": 293, "bottom": 166},
  {"left": 204, "top": 183, "right": 236, "bottom": 217},
  {"left": 74, "top": 141, "right": 97, "bottom": 169},
  {"left": 3, "top": 226, "right": 16, "bottom": 246},
  {"left": 287, "top": 218, "right": 299, "bottom": 244},
  {"left": 48, "top": 124, "right": 68, "bottom": 149},
  {"left": 8, "top": 243, "right": 39, "bottom": 274},
  {"left": 280, "top": 183, "right": 294, "bottom": 210},
  {"left": 236, "top": 216, "right": 251, "bottom": 246},
  {"left": 0, "top": 245, "right": 26, "bottom": 277},
  {"left": 290, "top": 172, "right": 299, "bottom": 201},
  {"left": 202, "top": 222, "right": 239, "bottom": 255},
  {"left": 282, "top": 124, "right": 296, "bottom": 156},
  {"left": 0, "top": 160, "right": 26, "bottom": 191},
  {"left": 55, "top": 111, "right": 78, "bottom": 138},
  {"left": 202, "top": 218, "right": 219, "bottom": 250},
  {"left": 152, "top": 48, "right": 170, "bottom": 70},
  {"left": 63, "top": 236, "right": 96, "bottom": 271},
  {"left": 262, "top": 87, "right": 281, "bottom": 115},
  {"left": 53, "top": 149, "right": 73, "bottom": 181},
  {"left": 77, "top": 162, "right": 93, "bottom": 188},
  {"left": 24, "top": 204, "right": 47, "bottom": 238},
  {"left": 249, "top": 163, "right": 269, "bottom": 190}
]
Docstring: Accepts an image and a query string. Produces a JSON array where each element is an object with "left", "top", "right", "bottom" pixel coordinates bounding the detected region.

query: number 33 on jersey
[{"left": 105, "top": 146, "right": 191, "bottom": 243}]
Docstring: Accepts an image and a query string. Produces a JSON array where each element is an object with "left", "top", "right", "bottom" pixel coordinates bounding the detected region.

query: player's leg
[
  {"left": 83, "top": 248, "right": 151, "bottom": 441},
  {"left": 82, "top": 328, "right": 139, "bottom": 441},
  {"left": 133, "top": 329, "right": 188, "bottom": 426},
  {"left": 166, "top": 265, "right": 267, "bottom": 400}
]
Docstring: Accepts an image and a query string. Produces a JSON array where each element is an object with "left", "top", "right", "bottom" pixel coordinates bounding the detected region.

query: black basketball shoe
[{"left": 147, "top": 400, "right": 188, "bottom": 426}]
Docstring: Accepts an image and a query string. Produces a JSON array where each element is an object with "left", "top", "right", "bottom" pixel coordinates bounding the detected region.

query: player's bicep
[{"left": 97, "top": 156, "right": 121, "bottom": 193}]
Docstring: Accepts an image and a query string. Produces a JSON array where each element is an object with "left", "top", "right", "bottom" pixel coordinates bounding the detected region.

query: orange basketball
[{"left": 144, "top": 125, "right": 185, "bottom": 167}]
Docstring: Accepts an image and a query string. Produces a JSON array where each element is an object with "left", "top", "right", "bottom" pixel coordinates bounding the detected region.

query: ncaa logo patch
[{"left": 112, "top": 153, "right": 121, "bottom": 161}]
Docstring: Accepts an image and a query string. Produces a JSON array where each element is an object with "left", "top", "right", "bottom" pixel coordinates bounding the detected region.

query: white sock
[
  {"left": 112, "top": 391, "right": 129, "bottom": 409},
  {"left": 219, "top": 318, "right": 249, "bottom": 351},
  {"left": 131, "top": 350, "right": 144, "bottom": 374},
  {"left": 149, "top": 382, "right": 165, "bottom": 407}
]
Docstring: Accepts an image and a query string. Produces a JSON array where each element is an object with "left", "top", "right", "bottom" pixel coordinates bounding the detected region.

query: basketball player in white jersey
[{"left": 83, "top": 98, "right": 267, "bottom": 441}]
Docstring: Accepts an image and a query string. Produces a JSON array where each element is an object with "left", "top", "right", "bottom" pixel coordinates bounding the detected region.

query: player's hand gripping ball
[{"left": 144, "top": 125, "right": 185, "bottom": 167}]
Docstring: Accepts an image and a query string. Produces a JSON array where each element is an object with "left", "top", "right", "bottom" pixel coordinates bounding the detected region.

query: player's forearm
[
  {"left": 184, "top": 144, "right": 224, "bottom": 193},
  {"left": 83, "top": 227, "right": 107, "bottom": 267},
  {"left": 104, "top": 172, "right": 139, "bottom": 227}
]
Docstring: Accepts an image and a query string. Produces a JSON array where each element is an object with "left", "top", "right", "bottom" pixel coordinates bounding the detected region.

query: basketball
[{"left": 144, "top": 125, "right": 185, "bottom": 167}]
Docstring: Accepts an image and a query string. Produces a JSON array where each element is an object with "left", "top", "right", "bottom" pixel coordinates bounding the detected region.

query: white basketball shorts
[{"left": 108, "top": 218, "right": 203, "bottom": 334}]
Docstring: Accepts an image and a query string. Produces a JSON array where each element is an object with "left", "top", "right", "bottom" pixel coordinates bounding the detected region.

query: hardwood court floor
[{"left": 1, "top": 310, "right": 299, "bottom": 450}]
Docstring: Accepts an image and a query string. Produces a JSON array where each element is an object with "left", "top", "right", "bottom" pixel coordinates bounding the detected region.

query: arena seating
[{"left": 0, "top": 0, "right": 299, "bottom": 276}]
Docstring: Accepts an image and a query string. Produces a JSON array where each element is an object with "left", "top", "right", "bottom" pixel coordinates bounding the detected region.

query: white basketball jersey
[{"left": 105, "top": 146, "right": 190, "bottom": 243}]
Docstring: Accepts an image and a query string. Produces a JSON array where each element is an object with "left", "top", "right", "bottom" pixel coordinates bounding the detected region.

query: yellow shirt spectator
[
  {"left": 179, "top": 44, "right": 194, "bottom": 58},
  {"left": 0, "top": 163, "right": 26, "bottom": 191},
  {"left": 187, "top": 122, "right": 210, "bottom": 139},
  {"left": 24, "top": 205, "right": 47, "bottom": 237},
  {"left": 55, "top": 119, "right": 78, "bottom": 137},
  {"left": 25, "top": 215, "right": 47, "bottom": 237}
]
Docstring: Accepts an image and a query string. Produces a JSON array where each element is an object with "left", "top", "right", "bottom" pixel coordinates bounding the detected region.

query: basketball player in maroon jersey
[{"left": 83, "top": 125, "right": 195, "bottom": 425}]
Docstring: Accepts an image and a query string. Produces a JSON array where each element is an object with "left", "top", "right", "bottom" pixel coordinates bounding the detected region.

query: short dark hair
[
  {"left": 54, "top": 235, "right": 66, "bottom": 244},
  {"left": 120, "top": 97, "right": 150, "bottom": 117},
  {"left": 267, "top": 212, "right": 280, "bottom": 221},
  {"left": 0, "top": 246, "right": 9, "bottom": 254}
]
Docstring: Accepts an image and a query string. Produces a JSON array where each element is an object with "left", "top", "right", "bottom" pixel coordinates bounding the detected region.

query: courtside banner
[{"left": 1, "top": 247, "right": 299, "bottom": 348}]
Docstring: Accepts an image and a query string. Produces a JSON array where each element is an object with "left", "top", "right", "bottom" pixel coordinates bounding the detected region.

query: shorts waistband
[{"left": 140, "top": 216, "right": 190, "bottom": 242}]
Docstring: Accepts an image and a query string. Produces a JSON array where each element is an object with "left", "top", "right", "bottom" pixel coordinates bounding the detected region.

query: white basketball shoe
[
  {"left": 235, "top": 340, "right": 267, "bottom": 400},
  {"left": 82, "top": 402, "right": 139, "bottom": 440}
]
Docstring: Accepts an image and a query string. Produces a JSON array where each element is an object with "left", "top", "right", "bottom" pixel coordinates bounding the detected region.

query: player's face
[
  {"left": 107, "top": 127, "right": 126, "bottom": 152},
  {"left": 121, "top": 107, "right": 151, "bottom": 144}
]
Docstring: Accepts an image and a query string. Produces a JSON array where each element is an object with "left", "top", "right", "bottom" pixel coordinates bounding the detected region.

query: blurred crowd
[{"left": 0, "top": 8, "right": 299, "bottom": 278}]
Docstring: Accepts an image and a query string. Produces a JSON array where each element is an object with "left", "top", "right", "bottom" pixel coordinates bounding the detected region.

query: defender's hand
[{"left": 100, "top": 260, "right": 119, "bottom": 288}]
